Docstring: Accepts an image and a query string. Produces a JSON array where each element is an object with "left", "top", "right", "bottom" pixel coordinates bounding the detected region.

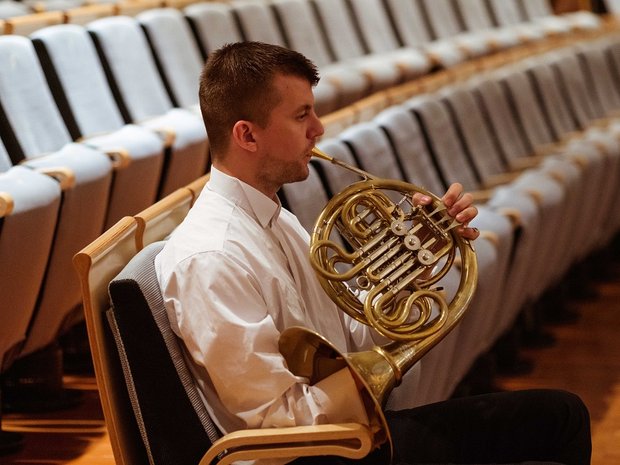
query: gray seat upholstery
[
  {"left": 136, "top": 8, "right": 204, "bottom": 113},
  {"left": 420, "top": 0, "right": 496, "bottom": 57},
  {"left": 86, "top": 16, "right": 209, "bottom": 196},
  {"left": 1, "top": 27, "right": 165, "bottom": 230},
  {"left": 107, "top": 240, "right": 221, "bottom": 465},
  {"left": 17, "top": 143, "right": 114, "bottom": 358},
  {"left": 384, "top": 0, "right": 468, "bottom": 68},
  {"left": 441, "top": 77, "right": 581, "bottom": 300},
  {"left": 521, "top": 0, "right": 601, "bottom": 32},
  {"left": 270, "top": 0, "right": 370, "bottom": 107},
  {"left": 485, "top": 0, "right": 547, "bottom": 40},
  {"left": 0, "top": 147, "right": 62, "bottom": 450},
  {"left": 183, "top": 1, "right": 243, "bottom": 56},
  {"left": 344, "top": 0, "right": 432, "bottom": 80},
  {"left": 0, "top": 155, "right": 61, "bottom": 370},
  {"left": 606, "top": 0, "right": 620, "bottom": 12},
  {"left": 310, "top": 0, "right": 404, "bottom": 91},
  {"left": 454, "top": 0, "right": 523, "bottom": 50},
  {"left": 0, "top": 35, "right": 117, "bottom": 358}
]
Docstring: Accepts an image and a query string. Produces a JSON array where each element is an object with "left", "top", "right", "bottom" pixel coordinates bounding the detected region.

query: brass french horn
[{"left": 279, "top": 147, "right": 478, "bottom": 457}]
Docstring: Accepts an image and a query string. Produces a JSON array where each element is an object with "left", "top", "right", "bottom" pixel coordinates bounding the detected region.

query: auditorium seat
[
  {"left": 310, "top": 0, "right": 404, "bottom": 91},
  {"left": 11, "top": 143, "right": 114, "bottom": 361},
  {"left": 28, "top": 24, "right": 169, "bottom": 209},
  {"left": 73, "top": 203, "right": 373, "bottom": 465},
  {"left": 474, "top": 60, "right": 618, "bottom": 309},
  {"left": 342, "top": 0, "right": 433, "bottom": 80},
  {"left": 440, "top": 77, "right": 580, "bottom": 295},
  {"left": 270, "top": 0, "right": 370, "bottom": 107},
  {"left": 576, "top": 40, "right": 620, "bottom": 123},
  {"left": 85, "top": 16, "right": 209, "bottom": 195},
  {"left": 521, "top": 0, "right": 602, "bottom": 32},
  {"left": 0, "top": 30, "right": 165, "bottom": 232},
  {"left": 373, "top": 104, "right": 521, "bottom": 351},
  {"left": 419, "top": 0, "right": 497, "bottom": 58},
  {"left": 471, "top": 68, "right": 593, "bottom": 282},
  {"left": 486, "top": 0, "right": 547, "bottom": 41},
  {"left": 498, "top": 62, "right": 617, "bottom": 253},
  {"left": 383, "top": 0, "right": 467, "bottom": 68},
  {"left": 0, "top": 144, "right": 62, "bottom": 452},
  {"left": 230, "top": 0, "right": 339, "bottom": 116},
  {"left": 522, "top": 55, "right": 613, "bottom": 267},
  {"left": 0, "top": 144, "right": 61, "bottom": 372},
  {"left": 183, "top": 1, "right": 243, "bottom": 56},
  {"left": 0, "top": 36, "right": 132, "bottom": 362},
  {"left": 136, "top": 7, "right": 204, "bottom": 112},
  {"left": 454, "top": 0, "right": 524, "bottom": 50}
]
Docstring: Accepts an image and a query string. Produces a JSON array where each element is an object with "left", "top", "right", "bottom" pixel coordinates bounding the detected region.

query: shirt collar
[{"left": 207, "top": 166, "right": 281, "bottom": 229}]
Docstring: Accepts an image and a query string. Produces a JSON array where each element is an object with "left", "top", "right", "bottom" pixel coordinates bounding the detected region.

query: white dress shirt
[{"left": 155, "top": 167, "right": 421, "bottom": 456}]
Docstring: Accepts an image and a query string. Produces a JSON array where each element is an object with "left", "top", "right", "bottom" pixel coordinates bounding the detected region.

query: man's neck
[{"left": 212, "top": 160, "right": 279, "bottom": 201}]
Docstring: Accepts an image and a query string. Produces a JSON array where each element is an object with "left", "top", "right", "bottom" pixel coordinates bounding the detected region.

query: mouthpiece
[
  {"left": 311, "top": 147, "right": 334, "bottom": 162},
  {"left": 310, "top": 147, "right": 376, "bottom": 181}
]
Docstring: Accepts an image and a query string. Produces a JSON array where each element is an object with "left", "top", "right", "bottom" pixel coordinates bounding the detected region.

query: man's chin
[{"left": 288, "top": 167, "right": 310, "bottom": 184}]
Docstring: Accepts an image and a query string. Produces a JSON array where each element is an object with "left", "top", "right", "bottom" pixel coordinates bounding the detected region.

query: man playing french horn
[{"left": 155, "top": 42, "right": 591, "bottom": 465}]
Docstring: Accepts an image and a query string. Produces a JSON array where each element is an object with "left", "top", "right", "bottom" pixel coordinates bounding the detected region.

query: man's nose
[{"left": 309, "top": 112, "right": 324, "bottom": 139}]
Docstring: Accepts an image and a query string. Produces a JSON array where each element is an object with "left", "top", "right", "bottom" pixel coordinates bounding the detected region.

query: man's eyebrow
[{"left": 295, "top": 104, "right": 312, "bottom": 114}]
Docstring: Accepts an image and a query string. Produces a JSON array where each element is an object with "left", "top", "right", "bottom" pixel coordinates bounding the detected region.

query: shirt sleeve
[{"left": 161, "top": 251, "right": 369, "bottom": 430}]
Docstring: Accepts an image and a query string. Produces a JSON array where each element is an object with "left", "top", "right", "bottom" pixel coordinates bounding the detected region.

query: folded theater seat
[{"left": 85, "top": 17, "right": 210, "bottom": 195}]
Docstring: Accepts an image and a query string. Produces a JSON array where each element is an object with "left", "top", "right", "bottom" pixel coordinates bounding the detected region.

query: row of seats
[
  {"left": 0, "top": 0, "right": 617, "bottom": 449},
  {"left": 0, "top": 1, "right": 602, "bottom": 382},
  {"left": 279, "top": 34, "right": 620, "bottom": 404},
  {"left": 0, "top": 0, "right": 169, "bottom": 19},
  {"left": 0, "top": 0, "right": 199, "bottom": 33},
  {"left": 0, "top": 6, "right": 214, "bottom": 424},
  {"left": 71, "top": 28, "right": 620, "bottom": 464}
]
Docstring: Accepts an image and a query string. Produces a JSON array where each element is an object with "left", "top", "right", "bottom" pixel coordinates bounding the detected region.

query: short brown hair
[{"left": 199, "top": 42, "right": 320, "bottom": 158}]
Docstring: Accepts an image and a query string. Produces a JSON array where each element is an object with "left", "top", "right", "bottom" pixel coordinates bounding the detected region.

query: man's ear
[{"left": 231, "top": 120, "right": 257, "bottom": 152}]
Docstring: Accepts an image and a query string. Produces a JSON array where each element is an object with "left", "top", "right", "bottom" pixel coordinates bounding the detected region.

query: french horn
[{"left": 279, "top": 147, "right": 478, "bottom": 457}]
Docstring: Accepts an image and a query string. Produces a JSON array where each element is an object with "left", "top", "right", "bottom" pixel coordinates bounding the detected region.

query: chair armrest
[
  {"left": 200, "top": 423, "right": 373, "bottom": 465},
  {"left": 152, "top": 127, "right": 176, "bottom": 148},
  {"left": 78, "top": 138, "right": 132, "bottom": 170},
  {"left": 34, "top": 166, "right": 76, "bottom": 191},
  {"left": 509, "top": 154, "right": 547, "bottom": 171},
  {"left": 493, "top": 207, "right": 522, "bottom": 229},
  {"left": 470, "top": 188, "right": 495, "bottom": 204},
  {"left": 102, "top": 147, "right": 132, "bottom": 170},
  {"left": 0, "top": 191, "right": 14, "bottom": 218},
  {"left": 482, "top": 171, "right": 521, "bottom": 189}
]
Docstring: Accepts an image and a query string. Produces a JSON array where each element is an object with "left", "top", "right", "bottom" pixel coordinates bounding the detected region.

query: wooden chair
[
  {"left": 134, "top": 186, "right": 194, "bottom": 249},
  {"left": 73, "top": 194, "right": 373, "bottom": 465}
]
